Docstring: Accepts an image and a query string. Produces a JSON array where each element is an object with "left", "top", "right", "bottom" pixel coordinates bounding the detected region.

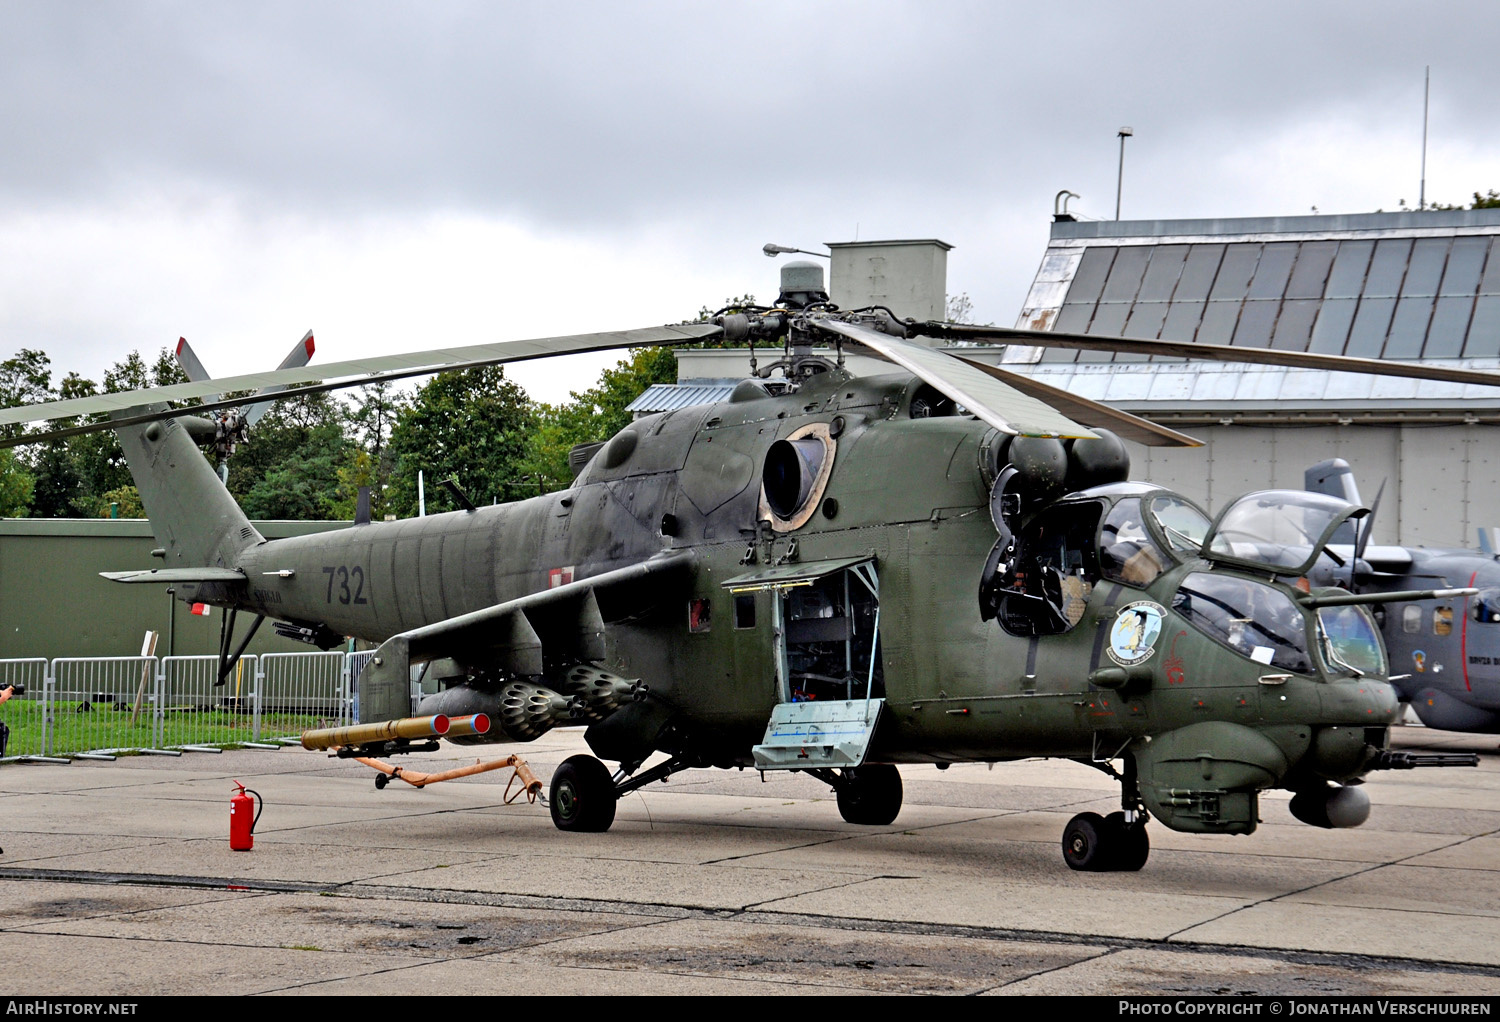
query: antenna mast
[{"left": 1420, "top": 66, "right": 1429, "bottom": 211}]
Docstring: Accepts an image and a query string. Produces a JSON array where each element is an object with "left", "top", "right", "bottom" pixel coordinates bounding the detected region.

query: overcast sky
[{"left": 2, "top": 1, "right": 1497, "bottom": 403}]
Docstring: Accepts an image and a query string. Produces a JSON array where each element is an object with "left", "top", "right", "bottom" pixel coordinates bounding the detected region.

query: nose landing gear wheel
[{"left": 549, "top": 754, "right": 618, "bottom": 832}]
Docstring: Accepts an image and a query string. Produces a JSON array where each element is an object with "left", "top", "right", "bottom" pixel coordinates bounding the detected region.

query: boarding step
[{"left": 752, "top": 698, "right": 884, "bottom": 770}]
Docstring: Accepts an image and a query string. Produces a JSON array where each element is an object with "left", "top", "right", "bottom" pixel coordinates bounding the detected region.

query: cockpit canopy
[
  {"left": 1098, "top": 489, "right": 1212, "bottom": 587},
  {"left": 990, "top": 483, "right": 1212, "bottom": 637},
  {"left": 1200, "top": 489, "right": 1368, "bottom": 577}
]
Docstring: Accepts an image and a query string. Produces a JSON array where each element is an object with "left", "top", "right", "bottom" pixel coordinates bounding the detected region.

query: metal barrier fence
[{"left": 0, "top": 651, "right": 381, "bottom": 760}]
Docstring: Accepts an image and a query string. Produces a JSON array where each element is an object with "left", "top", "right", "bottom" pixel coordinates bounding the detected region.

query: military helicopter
[
  {"left": 1304, "top": 458, "right": 1500, "bottom": 734},
  {"left": 1, "top": 259, "right": 1492, "bottom": 871}
]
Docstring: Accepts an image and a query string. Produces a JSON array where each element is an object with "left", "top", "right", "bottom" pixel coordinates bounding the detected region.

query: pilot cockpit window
[
  {"left": 1148, "top": 495, "right": 1211, "bottom": 556},
  {"left": 1101, "top": 498, "right": 1167, "bottom": 586},
  {"left": 1317, "top": 604, "right": 1386, "bottom": 677},
  {"left": 1202, "top": 490, "right": 1364, "bottom": 576},
  {"left": 1173, "top": 572, "right": 1313, "bottom": 674},
  {"left": 1474, "top": 588, "right": 1500, "bottom": 623}
]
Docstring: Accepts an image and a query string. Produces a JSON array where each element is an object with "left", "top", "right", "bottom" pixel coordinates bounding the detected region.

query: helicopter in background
[
  {"left": 1305, "top": 458, "right": 1500, "bottom": 734},
  {"left": 0, "top": 259, "right": 1489, "bottom": 871}
]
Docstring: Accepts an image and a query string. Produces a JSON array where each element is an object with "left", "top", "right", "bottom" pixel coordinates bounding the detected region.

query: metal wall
[
  {"left": 0, "top": 519, "right": 351, "bottom": 660},
  {"left": 1127, "top": 422, "right": 1500, "bottom": 549}
]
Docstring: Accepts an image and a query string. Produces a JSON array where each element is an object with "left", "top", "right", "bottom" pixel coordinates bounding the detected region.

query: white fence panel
[
  {"left": 0, "top": 658, "right": 47, "bottom": 758},
  {"left": 258, "top": 651, "right": 349, "bottom": 740},
  {"left": 48, "top": 656, "right": 157, "bottom": 757},
  {"left": 158, "top": 655, "right": 258, "bottom": 748}
]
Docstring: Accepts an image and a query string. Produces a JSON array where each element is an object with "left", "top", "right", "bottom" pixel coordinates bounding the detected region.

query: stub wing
[{"left": 357, "top": 551, "right": 695, "bottom": 723}]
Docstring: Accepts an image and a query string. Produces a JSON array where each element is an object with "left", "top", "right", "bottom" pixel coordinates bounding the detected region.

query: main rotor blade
[
  {"left": 810, "top": 318, "right": 1097, "bottom": 439},
  {"left": 0, "top": 322, "right": 723, "bottom": 433},
  {"left": 950, "top": 355, "right": 1203, "bottom": 448},
  {"left": 915, "top": 323, "right": 1500, "bottom": 390}
]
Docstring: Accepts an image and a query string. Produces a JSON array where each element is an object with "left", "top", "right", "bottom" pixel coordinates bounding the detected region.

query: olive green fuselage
[{"left": 216, "top": 368, "right": 1397, "bottom": 780}]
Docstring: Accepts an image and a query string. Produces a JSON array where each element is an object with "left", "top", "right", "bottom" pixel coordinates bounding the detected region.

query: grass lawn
[{"left": 1, "top": 698, "right": 334, "bottom": 757}]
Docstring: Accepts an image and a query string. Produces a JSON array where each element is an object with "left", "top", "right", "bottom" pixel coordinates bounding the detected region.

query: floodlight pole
[{"left": 1116, "top": 127, "right": 1133, "bottom": 221}]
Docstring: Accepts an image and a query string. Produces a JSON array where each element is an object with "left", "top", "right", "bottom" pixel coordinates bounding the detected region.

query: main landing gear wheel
[
  {"left": 836, "top": 764, "right": 903, "bottom": 825},
  {"left": 549, "top": 754, "right": 618, "bottom": 833},
  {"left": 1061, "top": 811, "right": 1150, "bottom": 871},
  {"left": 1103, "top": 811, "right": 1150, "bottom": 871}
]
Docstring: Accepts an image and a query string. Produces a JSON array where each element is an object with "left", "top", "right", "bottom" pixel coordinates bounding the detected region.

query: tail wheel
[
  {"left": 835, "top": 764, "right": 903, "bottom": 825},
  {"left": 549, "top": 754, "right": 618, "bottom": 833}
]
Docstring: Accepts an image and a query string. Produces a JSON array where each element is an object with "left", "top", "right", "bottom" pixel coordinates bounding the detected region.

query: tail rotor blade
[
  {"left": 173, "top": 338, "right": 221, "bottom": 405},
  {"left": 243, "top": 330, "right": 316, "bottom": 426}
]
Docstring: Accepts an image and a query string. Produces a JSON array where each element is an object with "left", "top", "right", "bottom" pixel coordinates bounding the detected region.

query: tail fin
[
  {"left": 115, "top": 407, "right": 263, "bottom": 570},
  {"left": 1305, "top": 458, "right": 1362, "bottom": 504}
]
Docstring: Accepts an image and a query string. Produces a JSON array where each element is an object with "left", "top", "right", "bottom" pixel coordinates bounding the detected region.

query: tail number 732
[{"left": 322, "top": 565, "right": 368, "bottom": 605}]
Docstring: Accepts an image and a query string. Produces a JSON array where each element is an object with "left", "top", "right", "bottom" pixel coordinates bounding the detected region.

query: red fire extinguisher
[{"left": 230, "top": 781, "right": 262, "bottom": 851}]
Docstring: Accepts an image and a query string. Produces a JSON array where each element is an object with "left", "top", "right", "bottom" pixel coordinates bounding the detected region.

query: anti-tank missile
[
  {"left": 301, "top": 714, "right": 450, "bottom": 752},
  {"left": 299, "top": 712, "right": 493, "bottom": 751},
  {"left": 443, "top": 713, "right": 491, "bottom": 739}
]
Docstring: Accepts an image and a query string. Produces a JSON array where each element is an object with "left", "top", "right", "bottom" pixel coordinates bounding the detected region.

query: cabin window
[
  {"left": 1402, "top": 606, "right": 1423, "bottom": 633},
  {"left": 1173, "top": 573, "right": 1313, "bottom": 674},
  {"left": 734, "top": 594, "right": 757, "bottom": 629},
  {"left": 1433, "top": 607, "right": 1453, "bottom": 636},
  {"left": 688, "top": 599, "right": 712, "bottom": 633},
  {"left": 1473, "top": 589, "right": 1500, "bottom": 623},
  {"left": 1148, "top": 494, "right": 1212, "bottom": 555},
  {"left": 1317, "top": 604, "right": 1387, "bottom": 677}
]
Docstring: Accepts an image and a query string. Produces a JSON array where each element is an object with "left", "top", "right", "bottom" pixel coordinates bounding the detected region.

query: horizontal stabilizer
[{"left": 100, "top": 567, "right": 246, "bottom": 584}]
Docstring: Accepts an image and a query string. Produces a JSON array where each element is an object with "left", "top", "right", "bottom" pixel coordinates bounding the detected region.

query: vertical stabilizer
[
  {"left": 1305, "top": 458, "right": 1362, "bottom": 505},
  {"left": 1306, "top": 458, "right": 1363, "bottom": 546},
  {"left": 114, "top": 407, "right": 263, "bottom": 571}
]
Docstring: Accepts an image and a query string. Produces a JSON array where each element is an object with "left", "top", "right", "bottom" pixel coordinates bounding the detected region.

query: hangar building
[{"left": 1004, "top": 209, "right": 1500, "bottom": 548}]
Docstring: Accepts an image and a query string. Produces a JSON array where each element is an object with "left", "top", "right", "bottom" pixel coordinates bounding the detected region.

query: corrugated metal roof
[
  {"left": 1002, "top": 359, "right": 1500, "bottom": 411},
  {"left": 1011, "top": 209, "right": 1500, "bottom": 370},
  {"left": 626, "top": 380, "right": 739, "bottom": 414}
]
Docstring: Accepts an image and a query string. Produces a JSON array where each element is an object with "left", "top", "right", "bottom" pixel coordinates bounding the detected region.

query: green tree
[
  {"left": 0, "top": 349, "right": 53, "bottom": 443},
  {"left": 385, "top": 366, "right": 538, "bottom": 517},
  {"left": 230, "top": 392, "right": 351, "bottom": 519},
  {"left": 0, "top": 450, "right": 34, "bottom": 517},
  {"left": 337, "top": 380, "right": 408, "bottom": 519}
]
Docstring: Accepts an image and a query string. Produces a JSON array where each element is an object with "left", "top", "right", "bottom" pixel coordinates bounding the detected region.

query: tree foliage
[
  {"left": 0, "top": 317, "right": 696, "bottom": 521},
  {"left": 230, "top": 392, "right": 351, "bottom": 520},
  {"left": 385, "top": 365, "right": 538, "bottom": 517},
  {"left": 1413, "top": 189, "right": 1500, "bottom": 212}
]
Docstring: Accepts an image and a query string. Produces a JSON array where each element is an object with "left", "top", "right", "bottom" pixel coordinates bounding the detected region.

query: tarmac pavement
[{"left": 1, "top": 725, "right": 1498, "bottom": 996}]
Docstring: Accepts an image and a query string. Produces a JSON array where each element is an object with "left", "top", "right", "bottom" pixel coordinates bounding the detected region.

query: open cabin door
[{"left": 721, "top": 555, "right": 885, "bottom": 770}]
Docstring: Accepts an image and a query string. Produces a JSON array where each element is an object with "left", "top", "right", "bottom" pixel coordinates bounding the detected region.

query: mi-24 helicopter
[{"left": 1, "top": 259, "right": 1492, "bottom": 871}]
